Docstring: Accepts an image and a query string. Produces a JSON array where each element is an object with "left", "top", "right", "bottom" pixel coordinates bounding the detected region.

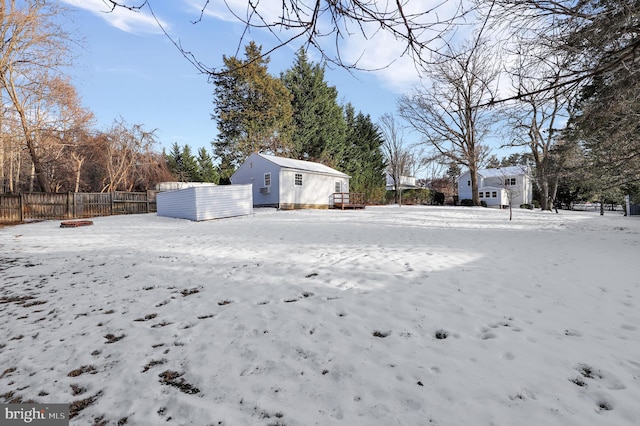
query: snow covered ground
[{"left": 1, "top": 206, "right": 639, "bottom": 425}]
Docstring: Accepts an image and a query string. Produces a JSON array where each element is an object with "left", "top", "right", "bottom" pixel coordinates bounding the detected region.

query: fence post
[
  {"left": 19, "top": 192, "right": 24, "bottom": 223},
  {"left": 67, "top": 192, "right": 73, "bottom": 219},
  {"left": 110, "top": 192, "right": 114, "bottom": 215}
]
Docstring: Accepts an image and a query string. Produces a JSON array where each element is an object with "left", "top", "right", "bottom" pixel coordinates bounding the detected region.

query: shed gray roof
[{"left": 257, "top": 153, "right": 349, "bottom": 177}]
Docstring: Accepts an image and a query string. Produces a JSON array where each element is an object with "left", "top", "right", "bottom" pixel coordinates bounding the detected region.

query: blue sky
[{"left": 59, "top": 0, "right": 428, "bottom": 154}]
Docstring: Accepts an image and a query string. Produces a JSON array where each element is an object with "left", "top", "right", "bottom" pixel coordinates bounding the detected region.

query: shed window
[
  {"left": 295, "top": 173, "right": 303, "bottom": 186},
  {"left": 492, "top": 191, "right": 497, "bottom": 198},
  {"left": 467, "top": 180, "right": 471, "bottom": 186},
  {"left": 335, "top": 181, "right": 342, "bottom": 193},
  {"left": 264, "top": 173, "right": 271, "bottom": 187},
  {"left": 479, "top": 192, "right": 484, "bottom": 198},
  {"left": 505, "top": 178, "right": 516, "bottom": 186}
]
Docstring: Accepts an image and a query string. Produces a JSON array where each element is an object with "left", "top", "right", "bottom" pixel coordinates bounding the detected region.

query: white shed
[
  {"left": 156, "top": 184, "right": 253, "bottom": 221},
  {"left": 230, "top": 153, "right": 350, "bottom": 209}
]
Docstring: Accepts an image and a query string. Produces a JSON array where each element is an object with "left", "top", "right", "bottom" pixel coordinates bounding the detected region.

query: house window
[
  {"left": 264, "top": 173, "right": 271, "bottom": 187},
  {"left": 492, "top": 191, "right": 497, "bottom": 198},
  {"left": 505, "top": 178, "right": 516, "bottom": 186},
  {"left": 295, "top": 173, "right": 303, "bottom": 186},
  {"left": 335, "top": 181, "right": 342, "bottom": 193},
  {"left": 467, "top": 180, "right": 471, "bottom": 186},
  {"left": 479, "top": 192, "right": 484, "bottom": 198}
]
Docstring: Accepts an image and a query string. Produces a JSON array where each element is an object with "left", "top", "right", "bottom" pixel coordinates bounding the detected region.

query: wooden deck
[{"left": 332, "top": 193, "right": 366, "bottom": 210}]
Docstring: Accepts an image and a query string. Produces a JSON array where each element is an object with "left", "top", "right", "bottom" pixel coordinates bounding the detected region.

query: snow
[{"left": 1, "top": 205, "right": 639, "bottom": 425}]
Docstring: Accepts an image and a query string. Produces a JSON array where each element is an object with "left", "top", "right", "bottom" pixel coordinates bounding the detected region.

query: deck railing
[{"left": 332, "top": 192, "right": 365, "bottom": 209}]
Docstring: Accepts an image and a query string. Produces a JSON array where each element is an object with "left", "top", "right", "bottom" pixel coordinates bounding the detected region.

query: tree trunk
[
  {"left": 8, "top": 149, "right": 14, "bottom": 193},
  {"left": 538, "top": 174, "right": 550, "bottom": 210},
  {"left": 0, "top": 142, "right": 4, "bottom": 194},
  {"left": 74, "top": 155, "right": 84, "bottom": 193},
  {"left": 469, "top": 163, "right": 480, "bottom": 206},
  {"left": 29, "top": 162, "right": 36, "bottom": 192}
]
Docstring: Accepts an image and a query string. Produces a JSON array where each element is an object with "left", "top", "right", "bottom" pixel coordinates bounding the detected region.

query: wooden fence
[{"left": 0, "top": 191, "right": 157, "bottom": 224}]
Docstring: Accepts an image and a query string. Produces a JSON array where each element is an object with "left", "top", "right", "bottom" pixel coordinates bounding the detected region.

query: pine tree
[
  {"left": 165, "top": 142, "right": 184, "bottom": 181},
  {"left": 164, "top": 143, "right": 199, "bottom": 182},
  {"left": 281, "top": 49, "right": 347, "bottom": 166},
  {"left": 197, "top": 147, "right": 218, "bottom": 183},
  {"left": 341, "top": 104, "right": 387, "bottom": 203},
  {"left": 212, "top": 42, "right": 294, "bottom": 178},
  {"left": 180, "top": 145, "right": 200, "bottom": 181}
]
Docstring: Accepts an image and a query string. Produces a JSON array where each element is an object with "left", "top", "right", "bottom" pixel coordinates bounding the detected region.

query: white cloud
[
  {"left": 340, "top": 30, "right": 425, "bottom": 94},
  {"left": 185, "top": 0, "right": 295, "bottom": 25},
  {"left": 61, "top": 0, "right": 168, "bottom": 34}
]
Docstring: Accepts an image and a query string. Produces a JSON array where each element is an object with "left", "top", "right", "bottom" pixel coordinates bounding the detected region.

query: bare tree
[
  {"left": 504, "top": 54, "right": 571, "bottom": 211},
  {"left": 0, "top": 1, "right": 73, "bottom": 192},
  {"left": 481, "top": 0, "right": 640, "bottom": 104},
  {"left": 101, "top": 0, "right": 469, "bottom": 76},
  {"left": 495, "top": 168, "right": 524, "bottom": 221},
  {"left": 96, "top": 119, "right": 159, "bottom": 193},
  {"left": 398, "top": 39, "right": 498, "bottom": 206},
  {"left": 98, "top": 0, "right": 640, "bottom": 108},
  {"left": 0, "top": 124, "right": 24, "bottom": 193},
  {"left": 33, "top": 77, "right": 94, "bottom": 192},
  {"left": 378, "top": 113, "right": 415, "bottom": 206}
]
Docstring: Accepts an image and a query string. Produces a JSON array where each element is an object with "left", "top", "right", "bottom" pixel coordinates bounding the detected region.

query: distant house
[
  {"left": 457, "top": 166, "right": 533, "bottom": 207},
  {"left": 230, "top": 153, "right": 350, "bottom": 209},
  {"left": 385, "top": 174, "right": 417, "bottom": 191}
]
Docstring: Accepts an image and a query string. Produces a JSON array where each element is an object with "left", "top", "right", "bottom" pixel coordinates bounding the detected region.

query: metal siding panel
[
  {"left": 193, "top": 185, "right": 253, "bottom": 220},
  {"left": 157, "top": 187, "right": 198, "bottom": 220}
]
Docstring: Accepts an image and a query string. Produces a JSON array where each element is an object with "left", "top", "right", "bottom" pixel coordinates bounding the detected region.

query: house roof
[
  {"left": 478, "top": 165, "right": 528, "bottom": 178},
  {"left": 457, "top": 165, "right": 529, "bottom": 181},
  {"left": 257, "top": 153, "right": 349, "bottom": 177}
]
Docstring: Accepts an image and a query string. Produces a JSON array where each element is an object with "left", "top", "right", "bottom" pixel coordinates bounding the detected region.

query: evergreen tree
[
  {"left": 568, "top": 64, "right": 640, "bottom": 210},
  {"left": 281, "top": 49, "right": 347, "bottom": 166},
  {"left": 165, "top": 142, "right": 184, "bottom": 179},
  {"left": 197, "top": 147, "right": 218, "bottom": 183},
  {"left": 341, "top": 104, "right": 387, "bottom": 203},
  {"left": 164, "top": 143, "right": 200, "bottom": 182},
  {"left": 212, "top": 42, "right": 294, "bottom": 178},
  {"left": 180, "top": 145, "right": 200, "bottom": 181}
]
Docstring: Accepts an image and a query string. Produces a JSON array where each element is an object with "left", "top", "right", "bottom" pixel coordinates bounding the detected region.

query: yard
[{"left": 1, "top": 206, "right": 639, "bottom": 425}]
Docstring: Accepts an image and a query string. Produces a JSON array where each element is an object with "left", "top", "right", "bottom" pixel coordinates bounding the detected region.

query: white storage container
[{"left": 157, "top": 184, "right": 253, "bottom": 221}]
